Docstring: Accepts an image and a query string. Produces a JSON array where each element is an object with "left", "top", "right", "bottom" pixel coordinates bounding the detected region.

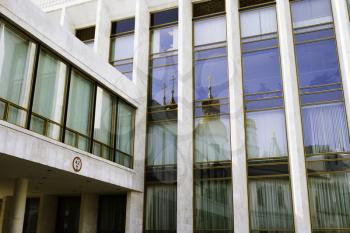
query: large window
[
  {"left": 110, "top": 18, "right": 135, "bottom": 80},
  {"left": 30, "top": 49, "right": 67, "bottom": 140},
  {"left": 241, "top": 5, "right": 294, "bottom": 232},
  {"left": 65, "top": 69, "right": 94, "bottom": 152},
  {"left": 56, "top": 197, "right": 81, "bottom": 233},
  {"left": 23, "top": 198, "right": 39, "bottom": 233},
  {"left": 0, "top": 22, "right": 36, "bottom": 127},
  {"left": 145, "top": 8, "right": 178, "bottom": 233},
  {"left": 193, "top": 1, "right": 233, "bottom": 232},
  {"left": 97, "top": 195, "right": 126, "bottom": 233},
  {"left": 291, "top": 0, "right": 350, "bottom": 231},
  {"left": 0, "top": 19, "right": 136, "bottom": 168}
]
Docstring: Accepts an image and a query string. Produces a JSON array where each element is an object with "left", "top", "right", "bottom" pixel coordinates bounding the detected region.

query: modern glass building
[{"left": 1, "top": 0, "right": 350, "bottom": 233}]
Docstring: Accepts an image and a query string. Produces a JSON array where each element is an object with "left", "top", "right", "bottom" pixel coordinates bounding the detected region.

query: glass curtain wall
[
  {"left": 0, "top": 22, "right": 36, "bottom": 127},
  {"left": 193, "top": 1, "right": 233, "bottom": 232},
  {"left": 145, "top": 8, "right": 178, "bottom": 233},
  {"left": 75, "top": 26, "right": 95, "bottom": 49},
  {"left": 0, "top": 19, "right": 136, "bottom": 167},
  {"left": 30, "top": 49, "right": 67, "bottom": 140},
  {"left": 291, "top": 0, "right": 350, "bottom": 231},
  {"left": 240, "top": 4, "right": 294, "bottom": 232},
  {"left": 110, "top": 18, "right": 135, "bottom": 80}
]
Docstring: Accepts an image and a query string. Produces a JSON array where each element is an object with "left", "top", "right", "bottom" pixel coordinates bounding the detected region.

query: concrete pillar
[
  {"left": 177, "top": 1, "right": 193, "bottom": 233},
  {"left": 125, "top": 192, "right": 143, "bottom": 233},
  {"left": 0, "top": 196, "right": 12, "bottom": 233},
  {"left": 94, "top": 0, "right": 111, "bottom": 62},
  {"left": 78, "top": 194, "right": 98, "bottom": 233},
  {"left": 60, "top": 7, "right": 75, "bottom": 33},
  {"left": 124, "top": 0, "right": 149, "bottom": 232},
  {"left": 8, "top": 178, "right": 28, "bottom": 233},
  {"left": 36, "top": 195, "right": 58, "bottom": 233},
  {"left": 332, "top": 0, "right": 350, "bottom": 127},
  {"left": 276, "top": 0, "right": 312, "bottom": 232},
  {"left": 225, "top": 0, "right": 250, "bottom": 232}
]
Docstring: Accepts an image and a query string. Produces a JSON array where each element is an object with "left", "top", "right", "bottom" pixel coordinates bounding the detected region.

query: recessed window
[
  {"left": 75, "top": 26, "right": 95, "bottom": 48},
  {"left": 193, "top": 0, "right": 225, "bottom": 18},
  {"left": 110, "top": 18, "right": 135, "bottom": 80}
]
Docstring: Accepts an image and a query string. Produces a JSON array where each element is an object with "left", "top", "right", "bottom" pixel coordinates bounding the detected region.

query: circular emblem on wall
[{"left": 72, "top": 157, "right": 82, "bottom": 172}]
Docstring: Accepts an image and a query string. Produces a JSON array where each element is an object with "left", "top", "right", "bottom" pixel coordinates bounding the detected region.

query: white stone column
[
  {"left": 125, "top": 0, "right": 150, "bottom": 232},
  {"left": 225, "top": 0, "right": 250, "bottom": 232},
  {"left": 0, "top": 196, "right": 12, "bottom": 233},
  {"left": 60, "top": 7, "right": 75, "bottom": 33},
  {"left": 36, "top": 195, "right": 57, "bottom": 233},
  {"left": 78, "top": 194, "right": 98, "bottom": 233},
  {"left": 125, "top": 192, "right": 143, "bottom": 233},
  {"left": 94, "top": 0, "right": 111, "bottom": 62},
  {"left": 177, "top": 1, "right": 193, "bottom": 233},
  {"left": 8, "top": 179, "right": 28, "bottom": 233},
  {"left": 276, "top": 1, "right": 312, "bottom": 232},
  {"left": 332, "top": 0, "right": 350, "bottom": 127}
]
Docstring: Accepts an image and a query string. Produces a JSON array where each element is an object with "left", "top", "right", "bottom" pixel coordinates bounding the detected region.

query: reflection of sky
[
  {"left": 243, "top": 48, "right": 282, "bottom": 94},
  {"left": 195, "top": 55, "right": 228, "bottom": 100},
  {"left": 296, "top": 39, "right": 340, "bottom": 87},
  {"left": 160, "top": 28, "right": 175, "bottom": 52},
  {"left": 150, "top": 64, "right": 178, "bottom": 106}
]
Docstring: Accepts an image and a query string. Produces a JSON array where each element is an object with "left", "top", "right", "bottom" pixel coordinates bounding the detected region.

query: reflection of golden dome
[{"left": 197, "top": 117, "right": 228, "bottom": 139}]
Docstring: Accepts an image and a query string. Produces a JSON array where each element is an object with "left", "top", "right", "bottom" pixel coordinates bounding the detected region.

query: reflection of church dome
[
  {"left": 195, "top": 116, "right": 229, "bottom": 162},
  {"left": 246, "top": 118, "right": 259, "bottom": 158},
  {"left": 268, "top": 133, "right": 282, "bottom": 157}
]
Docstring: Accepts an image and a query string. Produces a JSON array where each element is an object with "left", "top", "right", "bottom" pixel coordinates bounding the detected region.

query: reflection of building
[{"left": 246, "top": 118, "right": 259, "bottom": 157}]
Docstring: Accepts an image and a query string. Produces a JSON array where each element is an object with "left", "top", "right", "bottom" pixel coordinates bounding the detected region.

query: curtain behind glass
[
  {"left": 291, "top": 0, "right": 332, "bottom": 28},
  {"left": 98, "top": 195, "right": 126, "bottom": 233},
  {"left": 31, "top": 49, "right": 67, "bottom": 139},
  {"left": 147, "top": 122, "right": 177, "bottom": 166},
  {"left": 302, "top": 103, "right": 350, "bottom": 154},
  {"left": 249, "top": 178, "right": 294, "bottom": 231},
  {"left": 240, "top": 6, "right": 277, "bottom": 38},
  {"left": 195, "top": 180, "right": 233, "bottom": 232},
  {"left": 195, "top": 117, "right": 231, "bottom": 162},
  {"left": 93, "top": 87, "right": 113, "bottom": 159},
  {"left": 65, "top": 70, "right": 94, "bottom": 151},
  {"left": 309, "top": 172, "right": 350, "bottom": 229},
  {"left": 145, "top": 185, "right": 177, "bottom": 232},
  {"left": 0, "top": 24, "right": 36, "bottom": 126},
  {"left": 110, "top": 34, "right": 134, "bottom": 61},
  {"left": 194, "top": 16, "right": 226, "bottom": 46},
  {"left": 246, "top": 109, "right": 287, "bottom": 159}
]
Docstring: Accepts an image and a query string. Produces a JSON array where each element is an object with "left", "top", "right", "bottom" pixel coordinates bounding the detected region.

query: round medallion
[{"left": 72, "top": 156, "right": 82, "bottom": 172}]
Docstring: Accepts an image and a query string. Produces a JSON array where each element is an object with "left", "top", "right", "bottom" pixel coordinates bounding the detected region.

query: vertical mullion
[
  {"left": 61, "top": 66, "right": 72, "bottom": 144},
  {"left": 26, "top": 44, "right": 41, "bottom": 130},
  {"left": 89, "top": 84, "right": 98, "bottom": 153}
]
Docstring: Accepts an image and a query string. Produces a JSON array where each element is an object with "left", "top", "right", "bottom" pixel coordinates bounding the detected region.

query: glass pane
[
  {"left": 195, "top": 116, "right": 231, "bottom": 162},
  {"left": 47, "top": 122, "right": 61, "bottom": 140},
  {"left": 65, "top": 70, "right": 93, "bottom": 150},
  {"left": 116, "top": 101, "right": 134, "bottom": 155},
  {"left": 295, "top": 39, "right": 341, "bottom": 88},
  {"left": 291, "top": 0, "right": 332, "bottom": 28},
  {"left": 195, "top": 180, "right": 233, "bottom": 231},
  {"left": 147, "top": 122, "right": 177, "bottom": 166},
  {"left": 93, "top": 87, "right": 113, "bottom": 147},
  {"left": 246, "top": 109, "right": 288, "bottom": 159},
  {"left": 145, "top": 185, "right": 177, "bottom": 232},
  {"left": 32, "top": 49, "right": 67, "bottom": 124},
  {"left": 152, "top": 26, "right": 178, "bottom": 54},
  {"left": 249, "top": 178, "right": 294, "bottom": 232},
  {"left": 243, "top": 48, "right": 282, "bottom": 95},
  {"left": 195, "top": 54, "right": 228, "bottom": 101},
  {"left": 194, "top": 16, "right": 226, "bottom": 46},
  {"left": 23, "top": 198, "right": 39, "bottom": 233},
  {"left": 309, "top": 173, "right": 350, "bottom": 230},
  {"left": 302, "top": 103, "right": 350, "bottom": 154},
  {"left": 56, "top": 197, "right": 81, "bottom": 233},
  {"left": 30, "top": 115, "right": 45, "bottom": 135},
  {"left": 110, "top": 34, "right": 134, "bottom": 61},
  {"left": 0, "top": 101, "right": 5, "bottom": 119},
  {"left": 240, "top": 6, "right": 277, "bottom": 38},
  {"left": 151, "top": 8, "right": 178, "bottom": 26},
  {"left": 7, "top": 106, "right": 27, "bottom": 127},
  {"left": 150, "top": 63, "right": 178, "bottom": 107},
  {"left": 0, "top": 25, "right": 36, "bottom": 108}
]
